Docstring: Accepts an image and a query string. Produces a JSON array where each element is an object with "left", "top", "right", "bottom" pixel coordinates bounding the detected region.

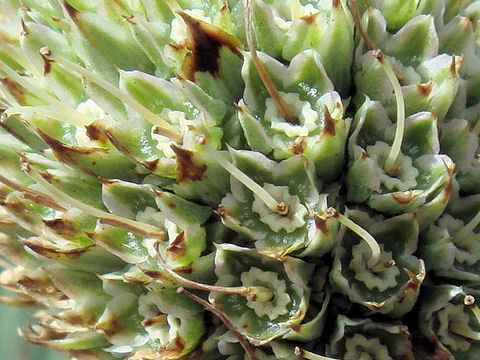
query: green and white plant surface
[{"left": 0, "top": 0, "right": 480, "bottom": 359}]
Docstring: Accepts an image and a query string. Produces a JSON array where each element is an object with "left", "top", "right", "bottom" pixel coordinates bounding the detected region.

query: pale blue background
[{"left": 0, "top": 288, "right": 66, "bottom": 360}]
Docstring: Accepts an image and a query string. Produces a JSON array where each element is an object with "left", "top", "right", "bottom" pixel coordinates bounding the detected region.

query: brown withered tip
[
  {"left": 372, "top": 49, "right": 384, "bottom": 63},
  {"left": 85, "top": 123, "right": 109, "bottom": 143},
  {"left": 404, "top": 268, "right": 421, "bottom": 290},
  {"left": 123, "top": 14, "right": 136, "bottom": 25},
  {"left": 417, "top": 82, "right": 433, "bottom": 97},
  {"left": 290, "top": 137, "right": 307, "bottom": 154},
  {"left": 300, "top": 12, "right": 319, "bottom": 25},
  {"left": 177, "top": 10, "right": 242, "bottom": 81},
  {"left": 170, "top": 144, "right": 206, "bottom": 182},
  {"left": 63, "top": 1, "right": 79, "bottom": 18},
  {"left": 20, "top": 18, "right": 29, "bottom": 36},
  {"left": 314, "top": 215, "right": 329, "bottom": 234},
  {"left": 450, "top": 55, "right": 463, "bottom": 77},
  {"left": 0, "top": 77, "right": 26, "bottom": 103},
  {"left": 323, "top": 105, "right": 336, "bottom": 136},
  {"left": 166, "top": 232, "right": 187, "bottom": 260}
]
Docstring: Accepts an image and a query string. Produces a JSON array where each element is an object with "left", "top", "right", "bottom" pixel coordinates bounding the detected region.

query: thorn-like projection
[
  {"left": 38, "top": 47, "right": 184, "bottom": 144},
  {"left": 4, "top": 105, "right": 89, "bottom": 127},
  {"left": 203, "top": 145, "right": 288, "bottom": 215},
  {"left": 23, "top": 162, "right": 167, "bottom": 239},
  {"left": 0, "top": 59, "right": 90, "bottom": 125},
  {"left": 372, "top": 50, "right": 405, "bottom": 175},
  {"left": 455, "top": 209, "right": 480, "bottom": 240},
  {"left": 0, "top": 173, "right": 65, "bottom": 211},
  {"left": 177, "top": 287, "right": 259, "bottom": 360},
  {"left": 349, "top": 0, "right": 379, "bottom": 50},
  {"left": 295, "top": 347, "right": 339, "bottom": 360},
  {"left": 349, "top": 1, "right": 406, "bottom": 175},
  {"left": 155, "top": 244, "right": 274, "bottom": 302},
  {"left": 244, "top": 0, "right": 298, "bottom": 124},
  {"left": 0, "top": 40, "right": 42, "bottom": 77},
  {"left": 330, "top": 208, "right": 381, "bottom": 269}
]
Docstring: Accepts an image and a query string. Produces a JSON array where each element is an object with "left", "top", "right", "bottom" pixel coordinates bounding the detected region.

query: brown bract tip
[
  {"left": 178, "top": 11, "right": 242, "bottom": 81},
  {"left": 322, "top": 105, "right": 336, "bottom": 136},
  {"left": 417, "top": 82, "right": 433, "bottom": 97},
  {"left": 63, "top": 1, "right": 79, "bottom": 19},
  {"left": 170, "top": 144, "right": 206, "bottom": 183},
  {"left": 300, "top": 12, "right": 319, "bottom": 25}
]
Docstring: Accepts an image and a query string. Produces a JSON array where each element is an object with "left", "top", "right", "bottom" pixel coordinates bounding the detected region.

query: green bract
[{"left": 330, "top": 210, "right": 425, "bottom": 317}]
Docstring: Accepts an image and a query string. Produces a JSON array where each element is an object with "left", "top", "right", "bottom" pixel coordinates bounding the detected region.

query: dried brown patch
[
  {"left": 37, "top": 129, "right": 108, "bottom": 164},
  {"left": 63, "top": 1, "right": 79, "bottom": 20},
  {"left": 322, "top": 105, "right": 336, "bottom": 136},
  {"left": 41, "top": 54, "right": 53, "bottom": 75},
  {"left": 442, "top": 179, "right": 452, "bottom": 204},
  {"left": 43, "top": 218, "right": 78, "bottom": 237},
  {"left": 300, "top": 12, "right": 319, "bottom": 25},
  {"left": 174, "top": 264, "right": 193, "bottom": 274},
  {"left": 142, "top": 314, "right": 167, "bottom": 327},
  {"left": 95, "top": 317, "right": 120, "bottom": 339},
  {"left": 142, "top": 158, "right": 159, "bottom": 172},
  {"left": 391, "top": 191, "right": 417, "bottom": 204},
  {"left": 23, "top": 240, "right": 93, "bottom": 260},
  {"left": 166, "top": 232, "right": 187, "bottom": 260},
  {"left": 290, "top": 324, "right": 301, "bottom": 332},
  {"left": 179, "top": 11, "right": 242, "bottom": 81},
  {"left": 290, "top": 137, "right": 307, "bottom": 154},
  {"left": 314, "top": 215, "right": 329, "bottom": 234},
  {"left": 85, "top": 123, "right": 109, "bottom": 144},
  {"left": 0, "top": 77, "right": 25, "bottom": 103},
  {"left": 417, "top": 82, "right": 433, "bottom": 97},
  {"left": 170, "top": 144, "right": 206, "bottom": 182}
]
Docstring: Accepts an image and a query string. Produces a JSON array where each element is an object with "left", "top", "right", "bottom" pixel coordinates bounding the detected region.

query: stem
[
  {"left": 456, "top": 209, "right": 480, "bottom": 240},
  {"left": 24, "top": 163, "right": 167, "bottom": 239},
  {"left": 0, "top": 40, "right": 42, "bottom": 77},
  {"left": 295, "top": 347, "right": 339, "bottom": 360},
  {"left": 177, "top": 287, "right": 259, "bottom": 360},
  {"left": 0, "top": 60, "right": 89, "bottom": 125},
  {"left": 244, "top": 0, "right": 298, "bottom": 124},
  {"left": 372, "top": 50, "right": 405, "bottom": 174},
  {"left": 349, "top": 0, "right": 379, "bottom": 50},
  {"left": 4, "top": 105, "right": 89, "bottom": 127},
  {"left": 0, "top": 173, "right": 66, "bottom": 211},
  {"left": 155, "top": 246, "right": 273, "bottom": 302},
  {"left": 204, "top": 145, "right": 285, "bottom": 214},
  {"left": 40, "top": 48, "right": 183, "bottom": 143},
  {"left": 335, "top": 210, "right": 381, "bottom": 269},
  {"left": 450, "top": 323, "right": 480, "bottom": 341}
]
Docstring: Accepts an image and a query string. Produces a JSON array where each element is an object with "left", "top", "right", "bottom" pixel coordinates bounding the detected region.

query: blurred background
[{"left": 0, "top": 288, "right": 65, "bottom": 360}]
